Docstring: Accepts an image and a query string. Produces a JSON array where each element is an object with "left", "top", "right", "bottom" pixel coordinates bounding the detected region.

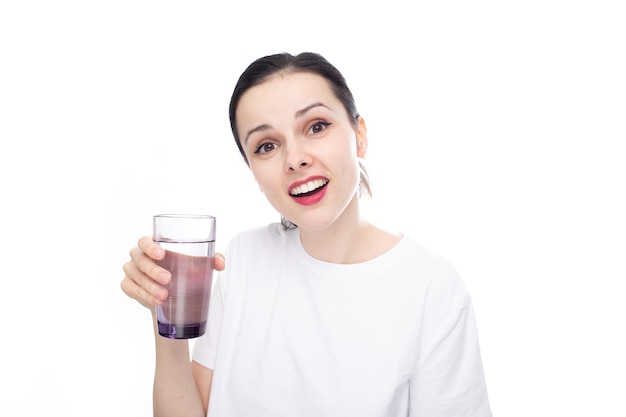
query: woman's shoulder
[
  {"left": 393, "top": 234, "right": 453, "bottom": 267},
  {"left": 394, "top": 234, "right": 466, "bottom": 289}
]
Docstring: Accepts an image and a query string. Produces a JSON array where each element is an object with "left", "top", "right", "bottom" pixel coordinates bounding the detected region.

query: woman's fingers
[
  {"left": 214, "top": 253, "right": 225, "bottom": 271},
  {"left": 121, "top": 238, "right": 171, "bottom": 309},
  {"left": 130, "top": 243, "right": 171, "bottom": 285},
  {"left": 139, "top": 236, "right": 166, "bottom": 260},
  {"left": 121, "top": 257, "right": 168, "bottom": 308}
]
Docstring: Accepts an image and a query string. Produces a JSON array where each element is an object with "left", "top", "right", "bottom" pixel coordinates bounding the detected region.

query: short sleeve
[{"left": 409, "top": 291, "right": 491, "bottom": 417}]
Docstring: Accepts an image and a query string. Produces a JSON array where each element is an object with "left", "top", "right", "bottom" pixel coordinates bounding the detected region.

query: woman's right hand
[{"left": 120, "top": 236, "right": 225, "bottom": 309}]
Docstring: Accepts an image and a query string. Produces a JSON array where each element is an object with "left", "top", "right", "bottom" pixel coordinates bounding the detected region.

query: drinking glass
[{"left": 153, "top": 214, "right": 216, "bottom": 339}]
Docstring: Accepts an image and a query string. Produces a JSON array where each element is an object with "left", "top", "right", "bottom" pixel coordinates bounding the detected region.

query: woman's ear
[{"left": 356, "top": 116, "right": 368, "bottom": 158}]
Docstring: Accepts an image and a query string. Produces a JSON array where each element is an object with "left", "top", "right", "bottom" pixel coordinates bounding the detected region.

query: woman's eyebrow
[
  {"left": 295, "top": 102, "right": 330, "bottom": 118},
  {"left": 244, "top": 124, "right": 271, "bottom": 145}
]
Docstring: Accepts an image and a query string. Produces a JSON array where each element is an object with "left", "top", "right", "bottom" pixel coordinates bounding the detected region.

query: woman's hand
[{"left": 121, "top": 236, "right": 225, "bottom": 309}]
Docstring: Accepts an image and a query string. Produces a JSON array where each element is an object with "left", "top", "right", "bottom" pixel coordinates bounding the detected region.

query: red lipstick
[{"left": 288, "top": 176, "right": 329, "bottom": 206}]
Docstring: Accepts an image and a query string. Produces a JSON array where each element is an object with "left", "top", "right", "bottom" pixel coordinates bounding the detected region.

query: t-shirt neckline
[{"left": 288, "top": 228, "right": 409, "bottom": 273}]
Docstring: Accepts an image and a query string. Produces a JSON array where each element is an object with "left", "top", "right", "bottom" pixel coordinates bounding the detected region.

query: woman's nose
[{"left": 284, "top": 142, "right": 312, "bottom": 172}]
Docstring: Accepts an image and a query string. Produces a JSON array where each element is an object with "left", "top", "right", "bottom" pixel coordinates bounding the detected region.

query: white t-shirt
[{"left": 193, "top": 223, "right": 491, "bottom": 417}]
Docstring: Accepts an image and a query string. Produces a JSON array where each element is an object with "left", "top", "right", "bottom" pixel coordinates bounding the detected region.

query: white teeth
[{"left": 290, "top": 179, "right": 328, "bottom": 196}]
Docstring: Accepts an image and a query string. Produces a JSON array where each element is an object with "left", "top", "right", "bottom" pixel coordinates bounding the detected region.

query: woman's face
[{"left": 235, "top": 71, "right": 368, "bottom": 232}]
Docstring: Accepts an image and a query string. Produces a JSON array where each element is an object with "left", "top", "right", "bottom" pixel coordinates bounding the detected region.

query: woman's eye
[
  {"left": 254, "top": 142, "right": 276, "bottom": 155},
  {"left": 308, "top": 121, "right": 332, "bottom": 135}
]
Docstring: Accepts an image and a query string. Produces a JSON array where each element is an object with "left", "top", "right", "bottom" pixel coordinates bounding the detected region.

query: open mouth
[{"left": 290, "top": 178, "right": 329, "bottom": 198}]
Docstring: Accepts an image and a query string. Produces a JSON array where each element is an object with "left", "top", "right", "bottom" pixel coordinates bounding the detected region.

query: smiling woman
[
  {"left": 230, "top": 53, "right": 372, "bottom": 201},
  {"left": 233, "top": 69, "right": 368, "bottom": 232},
  {"left": 120, "top": 52, "right": 492, "bottom": 417}
]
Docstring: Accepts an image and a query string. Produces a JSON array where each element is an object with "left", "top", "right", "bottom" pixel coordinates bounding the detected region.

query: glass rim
[{"left": 154, "top": 214, "right": 215, "bottom": 219}]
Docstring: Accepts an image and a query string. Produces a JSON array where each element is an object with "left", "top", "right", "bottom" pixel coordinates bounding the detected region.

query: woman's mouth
[
  {"left": 289, "top": 178, "right": 329, "bottom": 197},
  {"left": 289, "top": 178, "right": 329, "bottom": 205}
]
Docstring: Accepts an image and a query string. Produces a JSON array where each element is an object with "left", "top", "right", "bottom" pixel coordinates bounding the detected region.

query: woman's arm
[
  {"left": 152, "top": 314, "right": 210, "bottom": 417},
  {"left": 192, "top": 361, "right": 214, "bottom": 413}
]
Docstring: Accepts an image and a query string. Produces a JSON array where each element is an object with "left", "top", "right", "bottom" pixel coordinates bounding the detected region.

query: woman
[{"left": 121, "top": 52, "right": 492, "bottom": 417}]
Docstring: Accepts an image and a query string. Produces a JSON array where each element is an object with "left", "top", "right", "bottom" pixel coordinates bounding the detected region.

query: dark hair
[{"left": 228, "top": 52, "right": 371, "bottom": 201}]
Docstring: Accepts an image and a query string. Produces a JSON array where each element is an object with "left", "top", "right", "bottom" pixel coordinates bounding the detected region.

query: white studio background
[{"left": 1, "top": 1, "right": 624, "bottom": 416}]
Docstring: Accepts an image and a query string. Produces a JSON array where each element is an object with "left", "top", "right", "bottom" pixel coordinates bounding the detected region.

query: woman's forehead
[
  {"left": 250, "top": 72, "right": 332, "bottom": 100},
  {"left": 237, "top": 72, "right": 339, "bottom": 121}
]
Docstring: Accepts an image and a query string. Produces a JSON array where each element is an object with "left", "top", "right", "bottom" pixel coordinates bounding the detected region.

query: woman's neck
[{"left": 298, "top": 199, "right": 401, "bottom": 264}]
